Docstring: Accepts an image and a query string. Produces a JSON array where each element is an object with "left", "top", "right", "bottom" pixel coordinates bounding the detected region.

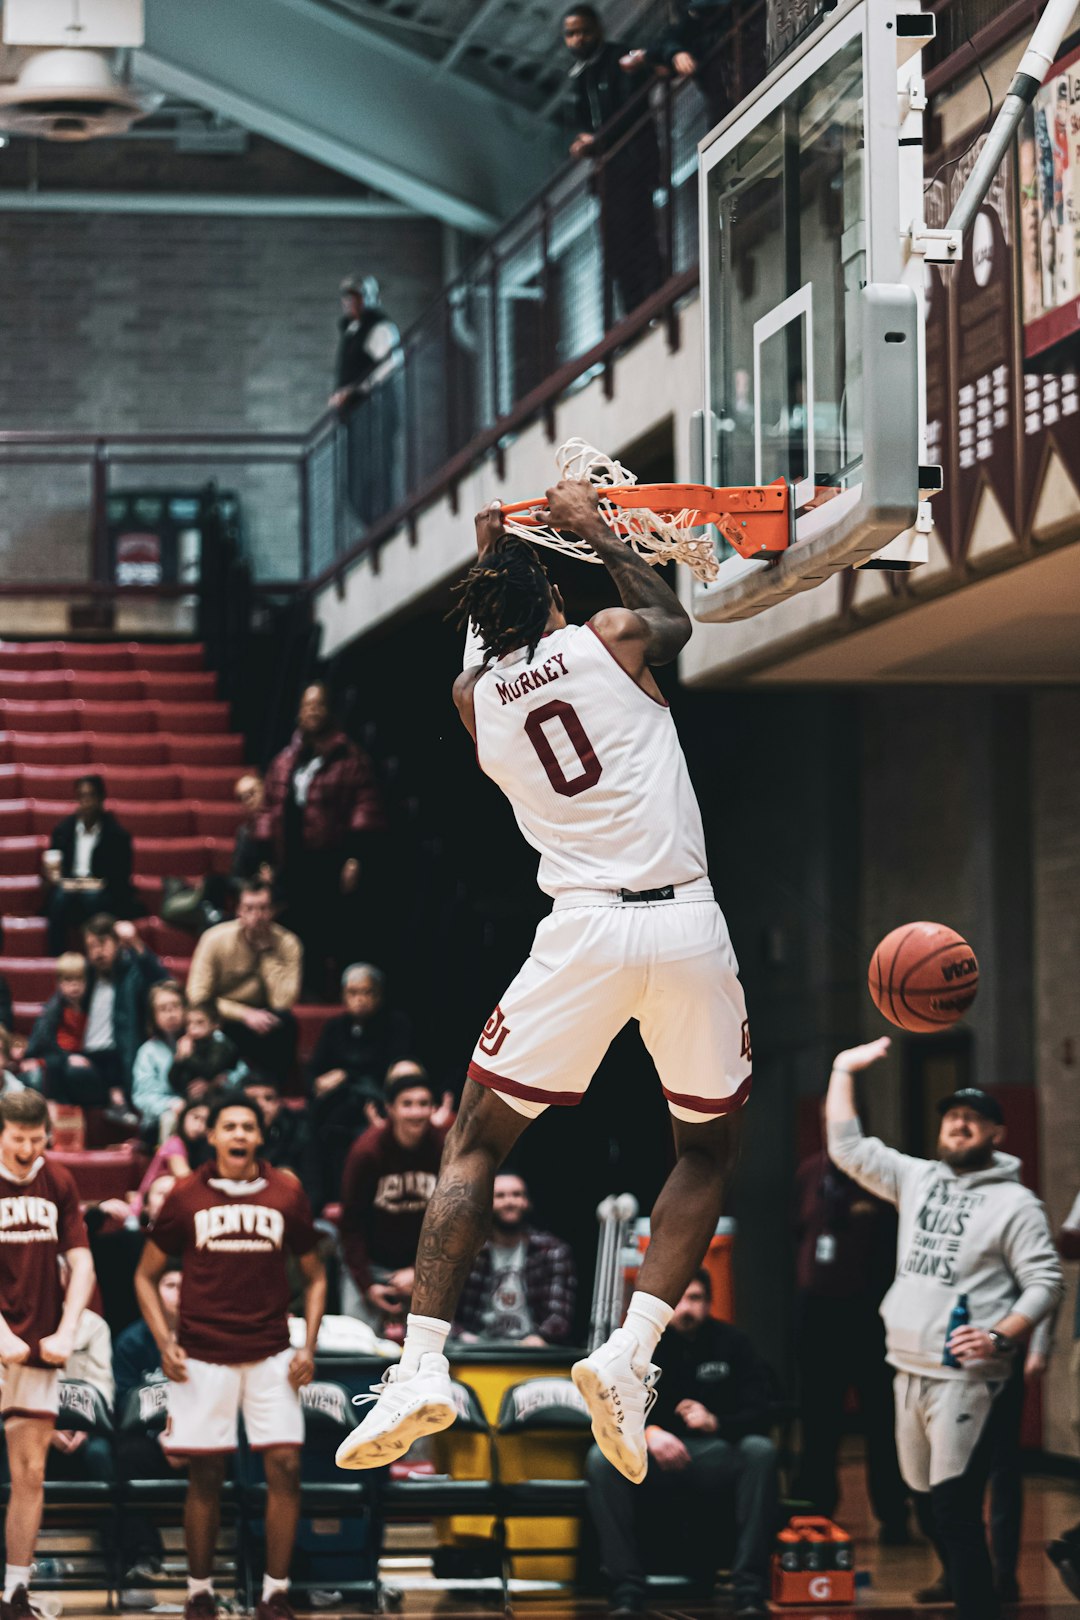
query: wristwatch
[{"left": 988, "top": 1330, "right": 1015, "bottom": 1356}]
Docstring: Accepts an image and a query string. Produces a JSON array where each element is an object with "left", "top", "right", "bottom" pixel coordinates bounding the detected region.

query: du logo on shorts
[{"left": 478, "top": 1005, "right": 511, "bottom": 1058}]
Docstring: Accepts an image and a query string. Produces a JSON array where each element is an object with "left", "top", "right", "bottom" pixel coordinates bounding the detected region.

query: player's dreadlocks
[{"left": 449, "top": 535, "right": 554, "bottom": 663}]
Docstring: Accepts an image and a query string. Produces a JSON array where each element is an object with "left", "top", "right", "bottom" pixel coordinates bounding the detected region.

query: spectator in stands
[
  {"left": 0, "top": 1026, "right": 28, "bottom": 1093},
  {"left": 84, "top": 1174, "right": 178, "bottom": 1338},
  {"left": 242, "top": 1076, "right": 310, "bottom": 1181},
  {"left": 132, "top": 980, "right": 187, "bottom": 1127},
  {"left": 455, "top": 1172, "right": 576, "bottom": 1345},
  {"left": 330, "top": 276, "right": 402, "bottom": 526},
  {"left": 655, "top": 0, "right": 739, "bottom": 127},
  {"left": 78, "top": 916, "right": 166, "bottom": 1111},
  {"left": 260, "top": 681, "right": 386, "bottom": 995},
  {"left": 232, "top": 772, "right": 274, "bottom": 889},
  {"left": 586, "top": 1271, "right": 779, "bottom": 1618},
  {"left": 169, "top": 1002, "right": 245, "bottom": 1099},
  {"left": 339, "top": 1062, "right": 448, "bottom": 1329},
  {"left": 186, "top": 880, "right": 300, "bottom": 1080},
  {"left": 46, "top": 1295, "right": 114, "bottom": 1485},
  {"left": 113, "top": 1265, "right": 183, "bottom": 1594},
  {"left": 306, "top": 963, "right": 413, "bottom": 1206},
  {"left": 25, "top": 951, "right": 97, "bottom": 1104},
  {"left": 42, "top": 775, "right": 136, "bottom": 955},
  {"left": 137, "top": 1098, "right": 212, "bottom": 1187},
  {"left": 564, "top": 6, "right": 662, "bottom": 317},
  {"left": 792, "top": 1130, "right": 909, "bottom": 1541},
  {"left": 330, "top": 276, "right": 400, "bottom": 412}
]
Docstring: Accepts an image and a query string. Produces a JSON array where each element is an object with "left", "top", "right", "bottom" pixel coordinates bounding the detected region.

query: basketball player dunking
[{"left": 336, "top": 479, "right": 752, "bottom": 1482}]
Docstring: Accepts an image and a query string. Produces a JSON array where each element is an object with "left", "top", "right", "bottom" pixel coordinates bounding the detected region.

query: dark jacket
[
  {"left": 569, "top": 40, "right": 654, "bottom": 152},
  {"left": 49, "top": 810, "right": 134, "bottom": 902},
  {"left": 25, "top": 992, "right": 80, "bottom": 1063},
  {"left": 84, "top": 948, "right": 167, "bottom": 1078},
  {"left": 262, "top": 1103, "right": 311, "bottom": 1179},
  {"left": 335, "top": 306, "right": 392, "bottom": 393},
  {"left": 455, "top": 1230, "right": 577, "bottom": 1344},
  {"left": 169, "top": 1029, "right": 243, "bottom": 1095},
  {"left": 306, "top": 1006, "right": 413, "bottom": 1097},
  {"left": 113, "top": 1318, "right": 162, "bottom": 1412},
  {"left": 231, "top": 822, "right": 274, "bottom": 888},
  {"left": 259, "top": 729, "right": 386, "bottom": 859},
  {"left": 651, "top": 1317, "right": 780, "bottom": 1440}
]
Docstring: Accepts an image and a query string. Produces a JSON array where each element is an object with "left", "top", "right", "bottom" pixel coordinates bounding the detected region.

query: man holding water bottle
[{"left": 823, "top": 1037, "right": 1062, "bottom": 1620}]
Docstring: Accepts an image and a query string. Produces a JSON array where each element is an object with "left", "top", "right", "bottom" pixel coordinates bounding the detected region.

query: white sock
[
  {"left": 4, "top": 1566, "right": 32, "bottom": 1600},
  {"left": 622, "top": 1291, "right": 674, "bottom": 1362},
  {"left": 399, "top": 1312, "right": 451, "bottom": 1373},
  {"left": 187, "top": 1576, "right": 214, "bottom": 1598},
  {"left": 262, "top": 1575, "right": 290, "bottom": 1601}
]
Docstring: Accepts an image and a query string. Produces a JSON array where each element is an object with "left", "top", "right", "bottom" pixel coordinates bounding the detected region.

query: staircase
[{"left": 0, "top": 640, "right": 331, "bottom": 1079}]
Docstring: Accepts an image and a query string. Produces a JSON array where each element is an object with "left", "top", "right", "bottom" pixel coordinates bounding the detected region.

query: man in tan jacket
[{"left": 187, "top": 881, "right": 302, "bottom": 1081}]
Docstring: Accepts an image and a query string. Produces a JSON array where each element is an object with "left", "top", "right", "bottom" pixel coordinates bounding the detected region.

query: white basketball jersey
[{"left": 472, "top": 622, "right": 708, "bottom": 896}]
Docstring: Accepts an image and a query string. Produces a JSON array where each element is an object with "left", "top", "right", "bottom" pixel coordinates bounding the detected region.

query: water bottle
[{"left": 942, "top": 1292, "right": 970, "bottom": 1368}]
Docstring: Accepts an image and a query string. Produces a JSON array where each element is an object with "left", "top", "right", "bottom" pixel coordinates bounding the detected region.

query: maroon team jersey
[
  {"left": 151, "top": 1161, "right": 317, "bottom": 1364},
  {"left": 0, "top": 1156, "right": 88, "bottom": 1366}
]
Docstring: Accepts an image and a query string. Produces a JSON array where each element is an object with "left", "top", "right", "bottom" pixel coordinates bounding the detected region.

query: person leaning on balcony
[{"left": 563, "top": 5, "right": 662, "bottom": 317}]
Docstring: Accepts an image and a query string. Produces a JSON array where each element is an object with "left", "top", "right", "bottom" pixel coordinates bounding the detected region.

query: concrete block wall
[{"left": 0, "top": 210, "right": 442, "bottom": 581}]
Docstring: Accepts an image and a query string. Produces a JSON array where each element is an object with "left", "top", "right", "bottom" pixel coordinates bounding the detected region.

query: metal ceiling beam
[
  {"left": 438, "top": 0, "right": 504, "bottom": 73},
  {"left": 0, "top": 189, "right": 416, "bottom": 216},
  {"left": 136, "top": 0, "right": 561, "bottom": 231}
]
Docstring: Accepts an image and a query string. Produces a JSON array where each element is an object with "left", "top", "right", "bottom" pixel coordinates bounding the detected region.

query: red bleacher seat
[
  {"left": 47, "top": 1145, "right": 146, "bottom": 1202},
  {"left": 1, "top": 958, "right": 57, "bottom": 1002},
  {"left": 87, "top": 735, "right": 170, "bottom": 767},
  {"left": 25, "top": 800, "right": 193, "bottom": 838},
  {"left": 0, "top": 702, "right": 77, "bottom": 733},
  {"left": 0, "top": 644, "right": 62, "bottom": 670},
  {"left": 16, "top": 765, "right": 181, "bottom": 800},
  {"left": 295, "top": 1004, "right": 333, "bottom": 1064},
  {"left": 127, "top": 644, "right": 205, "bottom": 671},
  {"left": 164, "top": 735, "right": 245, "bottom": 766},
  {"left": 141, "top": 917, "right": 198, "bottom": 957},
  {"left": 0, "top": 672, "right": 70, "bottom": 699},
  {"left": 1, "top": 915, "right": 45, "bottom": 951},
  {"left": 77, "top": 702, "right": 157, "bottom": 735},
  {"left": 10, "top": 734, "right": 92, "bottom": 764},
  {"left": 161, "top": 955, "right": 193, "bottom": 981},
  {"left": 176, "top": 767, "right": 244, "bottom": 799},
  {"left": 0, "top": 877, "right": 39, "bottom": 916},
  {"left": 0, "top": 802, "right": 31, "bottom": 837},
  {"left": 0, "top": 836, "right": 45, "bottom": 876},
  {"left": 59, "top": 645, "right": 135, "bottom": 671},
  {"left": 12, "top": 999, "right": 41, "bottom": 1033},
  {"left": 152, "top": 702, "right": 231, "bottom": 735},
  {"left": 139, "top": 672, "right": 217, "bottom": 701},
  {"left": 192, "top": 801, "right": 245, "bottom": 836},
  {"left": 133, "top": 875, "right": 170, "bottom": 910},
  {"left": 133, "top": 837, "right": 215, "bottom": 877},
  {"left": 0, "top": 740, "right": 11, "bottom": 767},
  {"left": 68, "top": 673, "right": 145, "bottom": 702}
]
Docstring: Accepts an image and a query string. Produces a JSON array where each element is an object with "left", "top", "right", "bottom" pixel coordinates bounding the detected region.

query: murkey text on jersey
[{"left": 495, "top": 652, "right": 568, "bottom": 706}]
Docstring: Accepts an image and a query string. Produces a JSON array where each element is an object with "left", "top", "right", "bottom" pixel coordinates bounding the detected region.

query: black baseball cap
[{"left": 937, "top": 1088, "right": 1004, "bottom": 1125}]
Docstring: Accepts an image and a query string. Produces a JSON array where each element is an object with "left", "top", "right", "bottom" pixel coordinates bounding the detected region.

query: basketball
[{"left": 868, "top": 922, "right": 979, "bottom": 1033}]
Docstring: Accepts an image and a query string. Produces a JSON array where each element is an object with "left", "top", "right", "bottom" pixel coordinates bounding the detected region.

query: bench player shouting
[{"left": 136, "top": 1089, "right": 326, "bottom": 1620}]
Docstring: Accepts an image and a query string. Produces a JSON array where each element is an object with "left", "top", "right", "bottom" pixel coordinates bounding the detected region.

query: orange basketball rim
[{"left": 501, "top": 478, "right": 792, "bottom": 561}]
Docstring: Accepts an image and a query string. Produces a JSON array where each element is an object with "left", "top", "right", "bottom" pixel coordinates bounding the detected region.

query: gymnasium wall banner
[{"left": 1018, "top": 44, "right": 1080, "bottom": 359}]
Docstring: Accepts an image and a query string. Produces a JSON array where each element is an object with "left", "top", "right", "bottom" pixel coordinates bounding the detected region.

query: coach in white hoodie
[{"left": 825, "top": 1036, "right": 1062, "bottom": 1620}]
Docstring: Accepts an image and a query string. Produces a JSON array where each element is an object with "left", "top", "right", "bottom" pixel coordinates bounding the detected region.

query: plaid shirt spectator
[
  {"left": 259, "top": 728, "right": 386, "bottom": 859},
  {"left": 456, "top": 1230, "right": 577, "bottom": 1345}
]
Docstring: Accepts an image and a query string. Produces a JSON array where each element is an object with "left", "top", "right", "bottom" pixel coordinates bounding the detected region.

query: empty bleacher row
[{"left": 0, "top": 640, "right": 332, "bottom": 1077}]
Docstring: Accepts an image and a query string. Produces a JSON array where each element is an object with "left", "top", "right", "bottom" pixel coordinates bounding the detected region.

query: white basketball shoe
[
  {"left": 572, "top": 1327, "right": 660, "bottom": 1484},
  {"left": 335, "top": 1353, "right": 457, "bottom": 1469}
]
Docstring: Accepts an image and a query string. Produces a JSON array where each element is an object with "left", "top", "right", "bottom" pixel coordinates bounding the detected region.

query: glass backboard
[{"left": 696, "top": 0, "right": 931, "bottom": 617}]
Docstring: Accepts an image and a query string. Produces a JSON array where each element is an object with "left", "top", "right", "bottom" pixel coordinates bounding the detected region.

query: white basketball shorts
[
  {"left": 467, "top": 878, "right": 752, "bottom": 1123},
  {"left": 0, "top": 1364, "right": 60, "bottom": 1421},
  {"left": 162, "top": 1348, "right": 304, "bottom": 1455}
]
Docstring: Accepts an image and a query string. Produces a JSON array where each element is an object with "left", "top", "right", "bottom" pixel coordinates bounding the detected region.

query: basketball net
[{"left": 501, "top": 439, "right": 721, "bottom": 583}]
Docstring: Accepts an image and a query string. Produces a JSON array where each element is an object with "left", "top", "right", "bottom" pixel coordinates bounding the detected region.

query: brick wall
[
  {"left": 1032, "top": 690, "right": 1080, "bottom": 1457},
  {"left": 0, "top": 210, "right": 443, "bottom": 577}
]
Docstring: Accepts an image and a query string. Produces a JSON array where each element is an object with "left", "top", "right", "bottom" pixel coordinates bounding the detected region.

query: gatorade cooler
[
  {"left": 629, "top": 1217, "right": 735, "bottom": 1320},
  {"left": 771, "top": 1516, "right": 855, "bottom": 1606}
]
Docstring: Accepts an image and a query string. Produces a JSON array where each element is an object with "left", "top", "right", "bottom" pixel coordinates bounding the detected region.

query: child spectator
[
  {"left": 24, "top": 953, "right": 97, "bottom": 1102},
  {"left": 0, "top": 1026, "right": 28, "bottom": 1094},
  {"left": 168, "top": 1002, "right": 245, "bottom": 1099},
  {"left": 131, "top": 981, "right": 187, "bottom": 1128},
  {"left": 133, "top": 1101, "right": 211, "bottom": 1210}
]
